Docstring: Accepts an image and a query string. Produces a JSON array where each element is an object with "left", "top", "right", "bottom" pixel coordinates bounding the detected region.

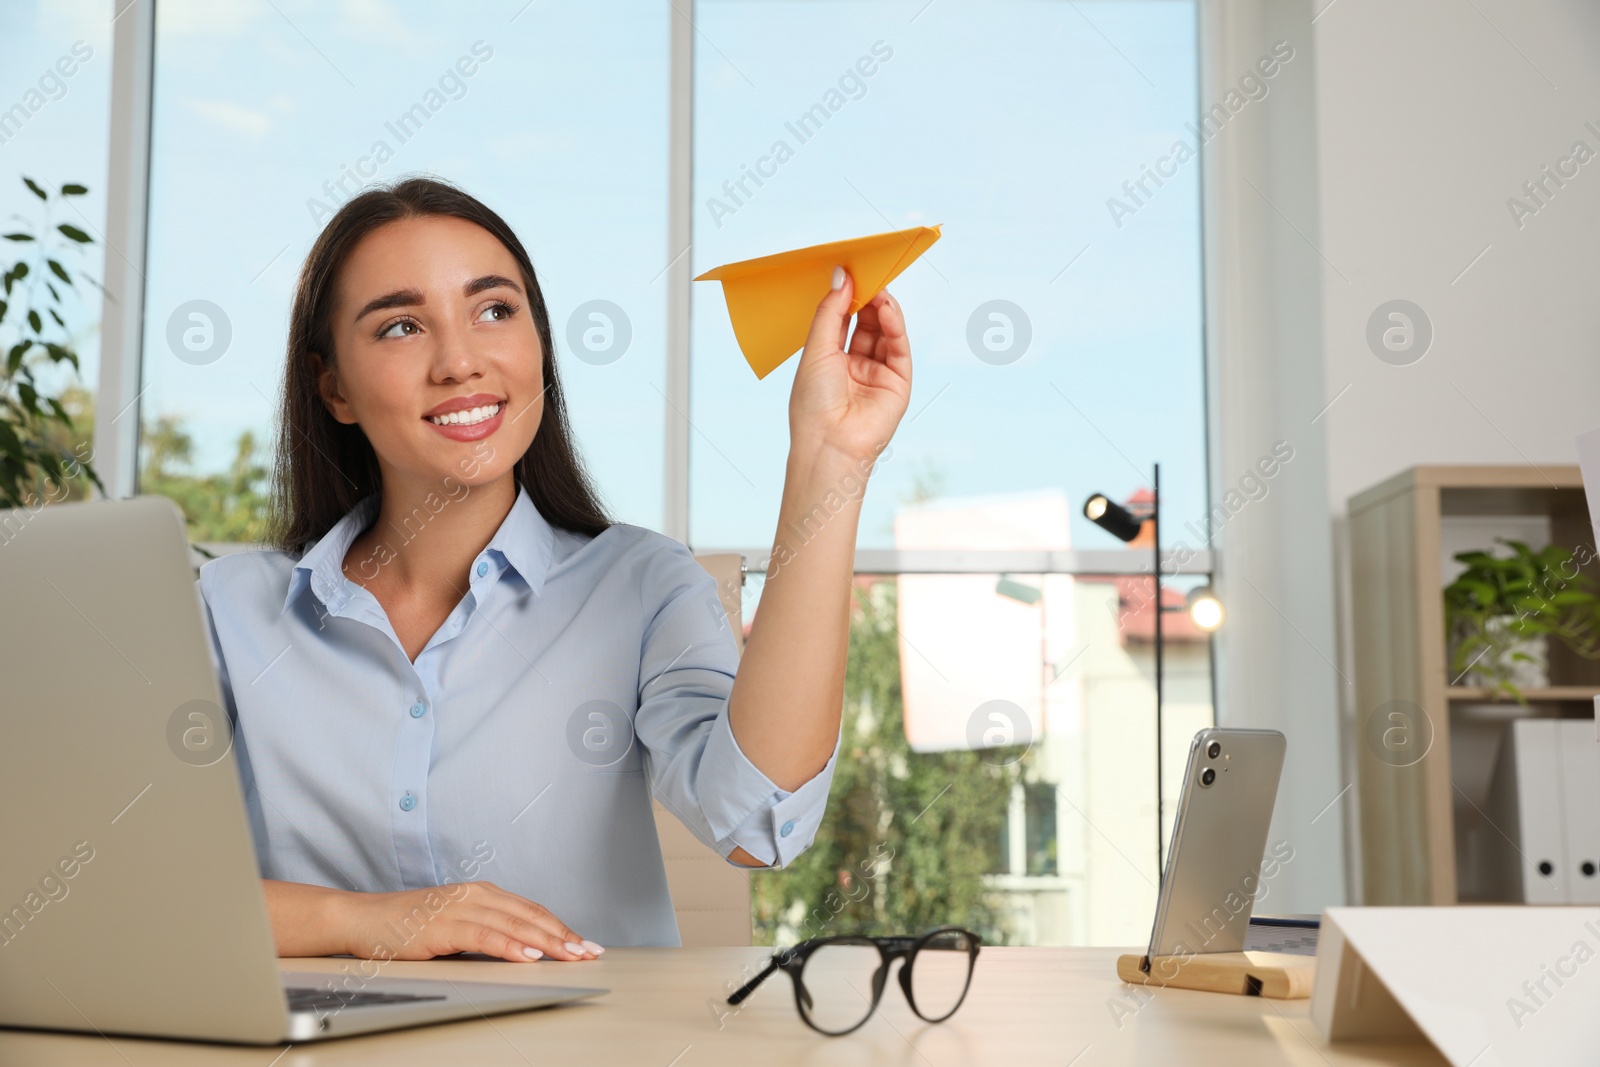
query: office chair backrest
[{"left": 651, "top": 553, "right": 753, "bottom": 947}]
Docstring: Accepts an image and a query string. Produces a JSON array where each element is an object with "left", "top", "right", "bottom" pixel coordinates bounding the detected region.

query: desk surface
[{"left": 0, "top": 947, "right": 1444, "bottom": 1065}]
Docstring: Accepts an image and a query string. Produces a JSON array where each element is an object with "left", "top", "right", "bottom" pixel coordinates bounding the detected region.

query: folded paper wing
[{"left": 694, "top": 224, "right": 942, "bottom": 379}]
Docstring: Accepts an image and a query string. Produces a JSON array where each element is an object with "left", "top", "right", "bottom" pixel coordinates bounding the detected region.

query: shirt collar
[
  {"left": 484, "top": 482, "right": 556, "bottom": 595},
  {"left": 281, "top": 482, "right": 556, "bottom": 616}
]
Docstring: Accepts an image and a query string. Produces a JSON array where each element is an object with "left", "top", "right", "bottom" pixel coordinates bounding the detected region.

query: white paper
[{"left": 1314, "top": 906, "right": 1600, "bottom": 1065}]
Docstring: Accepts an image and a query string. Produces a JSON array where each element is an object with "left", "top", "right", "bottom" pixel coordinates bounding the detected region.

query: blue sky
[{"left": 4, "top": 0, "right": 1207, "bottom": 554}]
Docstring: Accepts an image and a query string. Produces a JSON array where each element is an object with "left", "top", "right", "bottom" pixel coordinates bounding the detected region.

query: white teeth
[{"left": 428, "top": 402, "right": 501, "bottom": 427}]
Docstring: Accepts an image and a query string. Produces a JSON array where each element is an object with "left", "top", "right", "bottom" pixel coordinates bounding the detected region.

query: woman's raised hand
[{"left": 787, "top": 267, "right": 912, "bottom": 468}]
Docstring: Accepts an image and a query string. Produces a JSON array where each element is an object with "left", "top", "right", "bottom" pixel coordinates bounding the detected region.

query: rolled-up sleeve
[{"left": 633, "top": 539, "right": 840, "bottom": 869}]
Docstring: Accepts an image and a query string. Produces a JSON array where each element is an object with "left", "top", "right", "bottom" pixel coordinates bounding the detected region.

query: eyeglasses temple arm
[{"left": 726, "top": 956, "right": 781, "bottom": 1006}]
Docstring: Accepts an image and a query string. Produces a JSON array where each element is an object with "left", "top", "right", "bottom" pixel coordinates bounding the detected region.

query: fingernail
[
  {"left": 831, "top": 265, "right": 845, "bottom": 291},
  {"left": 564, "top": 941, "right": 586, "bottom": 956},
  {"left": 581, "top": 939, "right": 605, "bottom": 955},
  {"left": 523, "top": 946, "right": 543, "bottom": 959}
]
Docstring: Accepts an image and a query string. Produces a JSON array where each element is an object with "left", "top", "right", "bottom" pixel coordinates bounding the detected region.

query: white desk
[{"left": 0, "top": 947, "right": 1445, "bottom": 1064}]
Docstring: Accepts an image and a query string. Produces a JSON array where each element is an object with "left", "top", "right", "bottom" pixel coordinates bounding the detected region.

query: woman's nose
[{"left": 429, "top": 323, "right": 484, "bottom": 382}]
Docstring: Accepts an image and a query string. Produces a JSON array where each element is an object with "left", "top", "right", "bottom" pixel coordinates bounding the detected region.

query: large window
[{"left": 127, "top": 0, "right": 1211, "bottom": 946}]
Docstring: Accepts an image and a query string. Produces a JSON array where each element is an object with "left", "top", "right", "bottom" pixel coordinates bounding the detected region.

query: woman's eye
[
  {"left": 378, "top": 318, "right": 419, "bottom": 339},
  {"left": 478, "top": 300, "right": 518, "bottom": 323}
]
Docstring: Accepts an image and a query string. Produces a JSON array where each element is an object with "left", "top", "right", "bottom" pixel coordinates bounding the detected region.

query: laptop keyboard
[
  {"left": 286, "top": 986, "right": 447, "bottom": 1013},
  {"left": 1242, "top": 926, "right": 1319, "bottom": 956}
]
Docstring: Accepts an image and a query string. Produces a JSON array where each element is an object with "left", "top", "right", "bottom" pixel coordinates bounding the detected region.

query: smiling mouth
[{"left": 425, "top": 401, "right": 504, "bottom": 427}]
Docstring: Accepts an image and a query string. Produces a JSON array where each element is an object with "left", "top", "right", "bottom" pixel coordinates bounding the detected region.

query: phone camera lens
[
  {"left": 1200, "top": 767, "right": 1216, "bottom": 787},
  {"left": 1206, "top": 741, "right": 1221, "bottom": 759}
]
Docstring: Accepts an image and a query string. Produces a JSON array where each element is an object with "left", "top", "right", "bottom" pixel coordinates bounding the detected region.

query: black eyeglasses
[{"left": 726, "top": 926, "right": 981, "bottom": 1036}]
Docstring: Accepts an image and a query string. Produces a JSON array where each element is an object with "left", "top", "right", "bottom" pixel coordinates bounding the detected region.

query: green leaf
[
  {"left": 22, "top": 177, "right": 46, "bottom": 201},
  {"left": 47, "top": 259, "right": 69, "bottom": 285},
  {"left": 2, "top": 232, "right": 34, "bottom": 242},
  {"left": 26, "top": 309, "right": 40, "bottom": 333},
  {"left": 60, "top": 183, "right": 88, "bottom": 196},
  {"left": 12, "top": 262, "right": 28, "bottom": 281},
  {"left": 43, "top": 342, "right": 78, "bottom": 370},
  {"left": 46, "top": 397, "right": 70, "bottom": 425},
  {"left": 7, "top": 341, "right": 28, "bottom": 373},
  {"left": 48, "top": 308, "right": 64, "bottom": 328},
  {"left": 33, "top": 449, "right": 66, "bottom": 488},
  {"left": 56, "top": 223, "right": 91, "bottom": 244},
  {"left": 18, "top": 382, "right": 37, "bottom": 415}
]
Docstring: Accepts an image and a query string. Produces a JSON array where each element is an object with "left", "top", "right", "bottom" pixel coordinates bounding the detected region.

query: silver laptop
[{"left": 0, "top": 495, "right": 606, "bottom": 1044}]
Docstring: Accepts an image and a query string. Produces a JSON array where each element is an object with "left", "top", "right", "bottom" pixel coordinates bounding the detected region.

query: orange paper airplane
[{"left": 694, "top": 224, "right": 942, "bottom": 379}]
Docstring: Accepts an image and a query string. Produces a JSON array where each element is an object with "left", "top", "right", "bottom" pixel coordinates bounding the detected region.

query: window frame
[{"left": 97, "top": 0, "right": 1221, "bottom": 930}]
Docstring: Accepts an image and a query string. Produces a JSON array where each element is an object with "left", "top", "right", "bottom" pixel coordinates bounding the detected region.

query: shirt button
[
  {"left": 399, "top": 792, "right": 416, "bottom": 812},
  {"left": 780, "top": 820, "right": 796, "bottom": 838},
  {"left": 476, "top": 561, "right": 489, "bottom": 577},
  {"left": 409, "top": 702, "right": 426, "bottom": 718}
]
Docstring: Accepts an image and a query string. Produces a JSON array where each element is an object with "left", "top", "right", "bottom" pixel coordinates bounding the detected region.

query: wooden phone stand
[{"left": 1115, "top": 951, "right": 1315, "bottom": 999}]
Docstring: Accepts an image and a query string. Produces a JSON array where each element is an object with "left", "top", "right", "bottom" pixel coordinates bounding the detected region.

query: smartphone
[{"left": 1143, "top": 727, "right": 1287, "bottom": 967}]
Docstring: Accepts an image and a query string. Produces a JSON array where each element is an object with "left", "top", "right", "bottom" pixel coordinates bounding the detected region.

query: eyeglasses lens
[
  {"left": 909, "top": 929, "right": 975, "bottom": 1021},
  {"left": 797, "top": 940, "right": 882, "bottom": 1034}
]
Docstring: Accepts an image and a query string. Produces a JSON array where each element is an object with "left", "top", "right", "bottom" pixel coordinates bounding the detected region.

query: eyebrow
[{"left": 353, "top": 274, "right": 525, "bottom": 324}]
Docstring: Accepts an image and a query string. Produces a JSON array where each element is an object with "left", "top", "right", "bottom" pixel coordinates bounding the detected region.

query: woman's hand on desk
[
  {"left": 263, "top": 878, "right": 603, "bottom": 963},
  {"left": 340, "top": 881, "right": 603, "bottom": 963}
]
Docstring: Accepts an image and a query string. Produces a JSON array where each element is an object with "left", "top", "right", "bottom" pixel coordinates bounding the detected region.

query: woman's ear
[{"left": 308, "top": 351, "right": 357, "bottom": 425}]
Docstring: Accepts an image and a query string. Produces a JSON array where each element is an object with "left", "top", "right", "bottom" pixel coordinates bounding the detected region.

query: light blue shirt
[{"left": 195, "top": 483, "right": 839, "bottom": 947}]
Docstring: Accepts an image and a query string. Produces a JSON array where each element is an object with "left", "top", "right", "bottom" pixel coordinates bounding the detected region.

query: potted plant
[
  {"left": 1, "top": 175, "right": 104, "bottom": 509},
  {"left": 1443, "top": 538, "right": 1600, "bottom": 701}
]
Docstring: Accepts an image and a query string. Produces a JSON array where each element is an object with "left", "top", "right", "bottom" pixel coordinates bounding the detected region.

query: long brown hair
[{"left": 267, "top": 176, "right": 611, "bottom": 552}]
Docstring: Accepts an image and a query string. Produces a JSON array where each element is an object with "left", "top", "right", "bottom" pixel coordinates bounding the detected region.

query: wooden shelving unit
[
  {"left": 1447, "top": 686, "right": 1600, "bottom": 703},
  {"left": 1348, "top": 464, "right": 1597, "bottom": 905}
]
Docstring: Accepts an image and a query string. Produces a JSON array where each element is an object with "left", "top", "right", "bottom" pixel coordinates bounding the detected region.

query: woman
[{"left": 196, "top": 177, "right": 912, "bottom": 964}]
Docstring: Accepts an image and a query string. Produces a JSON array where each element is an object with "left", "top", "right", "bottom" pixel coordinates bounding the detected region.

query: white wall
[
  {"left": 1314, "top": 0, "right": 1600, "bottom": 898},
  {"left": 1315, "top": 0, "right": 1600, "bottom": 508}
]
